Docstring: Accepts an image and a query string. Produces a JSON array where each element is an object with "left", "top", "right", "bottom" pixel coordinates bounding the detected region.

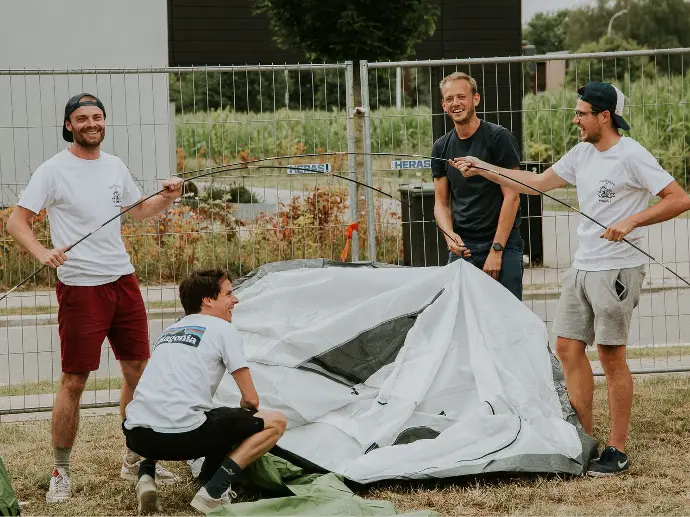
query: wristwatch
[{"left": 492, "top": 242, "right": 504, "bottom": 252}]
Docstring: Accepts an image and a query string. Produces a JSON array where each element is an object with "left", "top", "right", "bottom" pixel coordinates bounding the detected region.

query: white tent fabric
[{"left": 214, "top": 260, "right": 593, "bottom": 483}]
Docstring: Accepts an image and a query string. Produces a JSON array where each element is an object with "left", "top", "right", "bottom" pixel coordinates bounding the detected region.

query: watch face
[{"left": 493, "top": 243, "right": 502, "bottom": 251}]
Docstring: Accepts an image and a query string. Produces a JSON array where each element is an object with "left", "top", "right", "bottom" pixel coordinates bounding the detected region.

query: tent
[
  {"left": 0, "top": 457, "right": 19, "bottom": 516},
  {"left": 214, "top": 259, "right": 597, "bottom": 484}
]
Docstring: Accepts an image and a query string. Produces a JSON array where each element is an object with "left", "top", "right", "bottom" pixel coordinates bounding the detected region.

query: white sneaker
[
  {"left": 190, "top": 486, "right": 236, "bottom": 514},
  {"left": 121, "top": 459, "right": 179, "bottom": 485},
  {"left": 136, "top": 474, "right": 162, "bottom": 515},
  {"left": 45, "top": 467, "right": 71, "bottom": 503},
  {"left": 187, "top": 457, "right": 205, "bottom": 479}
]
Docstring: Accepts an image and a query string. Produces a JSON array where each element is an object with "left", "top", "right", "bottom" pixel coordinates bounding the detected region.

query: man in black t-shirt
[{"left": 432, "top": 72, "right": 524, "bottom": 299}]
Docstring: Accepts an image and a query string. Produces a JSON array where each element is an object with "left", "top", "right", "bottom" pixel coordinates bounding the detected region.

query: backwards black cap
[
  {"left": 577, "top": 81, "right": 630, "bottom": 131},
  {"left": 62, "top": 93, "right": 107, "bottom": 142}
]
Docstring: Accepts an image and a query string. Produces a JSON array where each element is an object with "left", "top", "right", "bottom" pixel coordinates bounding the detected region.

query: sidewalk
[
  {"left": 2, "top": 267, "right": 687, "bottom": 310},
  {"left": 0, "top": 284, "right": 180, "bottom": 309}
]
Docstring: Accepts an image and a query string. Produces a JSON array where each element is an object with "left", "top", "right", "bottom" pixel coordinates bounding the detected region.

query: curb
[
  {"left": 0, "top": 282, "right": 685, "bottom": 326},
  {"left": 0, "top": 307, "right": 182, "bottom": 328},
  {"left": 522, "top": 282, "right": 689, "bottom": 301}
]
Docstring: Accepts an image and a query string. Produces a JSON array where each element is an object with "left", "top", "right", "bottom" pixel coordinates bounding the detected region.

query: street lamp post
[{"left": 607, "top": 9, "right": 629, "bottom": 36}]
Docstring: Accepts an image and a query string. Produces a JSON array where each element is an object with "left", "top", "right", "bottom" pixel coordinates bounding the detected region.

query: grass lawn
[
  {"left": 2, "top": 375, "right": 690, "bottom": 515},
  {"left": 0, "top": 377, "right": 124, "bottom": 398}
]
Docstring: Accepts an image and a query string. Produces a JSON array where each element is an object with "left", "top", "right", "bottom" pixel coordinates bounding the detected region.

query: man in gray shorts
[{"left": 449, "top": 81, "right": 690, "bottom": 476}]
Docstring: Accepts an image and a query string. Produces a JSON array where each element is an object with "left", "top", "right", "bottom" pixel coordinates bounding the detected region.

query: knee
[
  {"left": 60, "top": 372, "right": 89, "bottom": 398},
  {"left": 122, "top": 360, "right": 148, "bottom": 385},
  {"left": 275, "top": 412, "right": 287, "bottom": 436},
  {"left": 259, "top": 410, "right": 287, "bottom": 436},
  {"left": 598, "top": 347, "right": 629, "bottom": 374},
  {"left": 555, "top": 337, "right": 586, "bottom": 365}
]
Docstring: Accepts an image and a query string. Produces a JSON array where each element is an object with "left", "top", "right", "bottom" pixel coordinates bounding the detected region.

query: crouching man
[{"left": 122, "top": 268, "right": 287, "bottom": 514}]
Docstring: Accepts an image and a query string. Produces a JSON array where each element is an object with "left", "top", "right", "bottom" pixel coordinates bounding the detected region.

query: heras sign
[
  {"left": 287, "top": 163, "right": 332, "bottom": 175},
  {"left": 390, "top": 159, "right": 432, "bottom": 170}
]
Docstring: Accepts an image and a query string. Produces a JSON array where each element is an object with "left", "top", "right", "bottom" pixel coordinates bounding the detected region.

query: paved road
[
  {"left": 0, "top": 318, "right": 177, "bottom": 386},
  {"left": 527, "top": 286, "right": 690, "bottom": 349},
  {"left": 2, "top": 284, "right": 690, "bottom": 388}
]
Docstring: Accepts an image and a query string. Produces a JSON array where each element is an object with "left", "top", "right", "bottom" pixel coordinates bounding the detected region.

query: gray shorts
[{"left": 552, "top": 265, "right": 646, "bottom": 347}]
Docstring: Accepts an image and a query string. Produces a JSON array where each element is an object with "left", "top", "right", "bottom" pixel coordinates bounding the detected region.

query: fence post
[
  {"left": 359, "top": 60, "right": 376, "bottom": 262},
  {"left": 344, "top": 61, "right": 359, "bottom": 261}
]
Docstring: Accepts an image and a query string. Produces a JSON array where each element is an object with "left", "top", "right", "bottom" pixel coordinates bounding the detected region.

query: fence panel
[
  {"left": 362, "top": 48, "right": 690, "bottom": 375},
  {"left": 0, "top": 63, "right": 357, "bottom": 416}
]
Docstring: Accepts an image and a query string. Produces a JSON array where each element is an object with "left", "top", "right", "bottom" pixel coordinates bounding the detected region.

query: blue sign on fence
[
  {"left": 390, "top": 159, "right": 432, "bottom": 170},
  {"left": 287, "top": 163, "right": 331, "bottom": 175}
]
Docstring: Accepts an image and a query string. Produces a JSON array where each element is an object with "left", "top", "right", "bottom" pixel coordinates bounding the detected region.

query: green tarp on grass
[
  {"left": 211, "top": 453, "right": 438, "bottom": 517},
  {"left": 0, "top": 457, "right": 19, "bottom": 517}
]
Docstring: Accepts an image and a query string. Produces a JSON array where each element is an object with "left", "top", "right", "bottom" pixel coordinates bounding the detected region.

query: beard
[
  {"left": 581, "top": 125, "right": 602, "bottom": 144},
  {"left": 449, "top": 103, "right": 475, "bottom": 125},
  {"left": 73, "top": 126, "right": 105, "bottom": 149}
]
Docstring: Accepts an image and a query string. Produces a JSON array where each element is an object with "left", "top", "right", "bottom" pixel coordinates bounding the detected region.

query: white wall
[{"left": 0, "top": 0, "right": 171, "bottom": 205}]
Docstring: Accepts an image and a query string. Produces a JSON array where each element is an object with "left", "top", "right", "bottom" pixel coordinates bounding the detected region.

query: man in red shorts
[{"left": 6, "top": 93, "right": 184, "bottom": 503}]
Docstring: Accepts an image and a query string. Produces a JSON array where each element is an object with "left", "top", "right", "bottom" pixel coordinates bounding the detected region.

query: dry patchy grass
[
  {"left": 1, "top": 375, "right": 690, "bottom": 516},
  {"left": 587, "top": 346, "right": 690, "bottom": 361}
]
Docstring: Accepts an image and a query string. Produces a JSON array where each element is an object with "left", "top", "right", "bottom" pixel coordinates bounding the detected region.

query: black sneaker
[{"left": 586, "top": 446, "right": 630, "bottom": 477}]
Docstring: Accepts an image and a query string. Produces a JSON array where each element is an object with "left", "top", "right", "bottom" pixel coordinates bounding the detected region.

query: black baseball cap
[
  {"left": 62, "top": 93, "right": 107, "bottom": 142},
  {"left": 577, "top": 81, "right": 630, "bottom": 131}
]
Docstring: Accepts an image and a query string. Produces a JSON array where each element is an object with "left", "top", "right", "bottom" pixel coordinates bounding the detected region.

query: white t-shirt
[
  {"left": 124, "top": 313, "right": 249, "bottom": 433},
  {"left": 552, "top": 137, "right": 674, "bottom": 271},
  {"left": 17, "top": 149, "right": 141, "bottom": 286}
]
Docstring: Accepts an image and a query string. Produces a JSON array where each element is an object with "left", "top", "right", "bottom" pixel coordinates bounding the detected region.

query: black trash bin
[
  {"left": 398, "top": 183, "right": 445, "bottom": 267},
  {"left": 519, "top": 161, "right": 549, "bottom": 266},
  {"left": 398, "top": 169, "right": 546, "bottom": 268}
]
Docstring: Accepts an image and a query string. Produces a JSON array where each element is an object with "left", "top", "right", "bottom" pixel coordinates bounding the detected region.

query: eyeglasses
[{"left": 574, "top": 110, "right": 601, "bottom": 119}]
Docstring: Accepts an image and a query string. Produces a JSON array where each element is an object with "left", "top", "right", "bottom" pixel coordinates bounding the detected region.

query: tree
[
  {"left": 564, "top": 0, "right": 690, "bottom": 73},
  {"left": 522, "top": 10, "right": 569, "bottom": 54},
  {"left": 565, "top": 0, "right": 623, "bottom": 52},
  {"left": 565, "top": 34, "right": 655, "bottom": 88},
  {"left": 627, "top": 0, "right": 690, "bottom": 57},
  {"left": 252, "top": 0, "right": 439, "bottom": 62}
]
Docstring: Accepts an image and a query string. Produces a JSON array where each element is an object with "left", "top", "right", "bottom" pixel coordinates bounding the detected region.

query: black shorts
[{"left": 123, "top": 407, "right": 264, "bottom": 479}]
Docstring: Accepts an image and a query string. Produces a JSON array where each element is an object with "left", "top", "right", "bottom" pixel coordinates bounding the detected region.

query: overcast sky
[{"left": 522, "top": 0, "right": 596, "bottom": 23}]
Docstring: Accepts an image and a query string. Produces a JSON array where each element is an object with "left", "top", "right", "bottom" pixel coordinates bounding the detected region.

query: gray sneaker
[
  {"left": 190, "top": 486, "right": 236, "bottom": 514},
  {"left": 46, "top": 467, "right": 71, "bottom": 503},
  {"left": 136, "top": 474, "right": 162, "bottom": 514}
]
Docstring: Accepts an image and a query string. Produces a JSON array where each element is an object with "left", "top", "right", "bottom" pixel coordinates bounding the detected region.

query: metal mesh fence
[
  {"left": 2, "top": 49, "right": 690, "bottom": 415},
  {"left": 0, "top": 63, "right": 358, "bottom": 415},
  {"left": 362, "top": 48, "right": 690, "bottom": 375}
]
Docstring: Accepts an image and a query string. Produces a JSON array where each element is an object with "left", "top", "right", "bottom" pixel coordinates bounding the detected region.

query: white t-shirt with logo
[
  {"left": 552, "top": 137, "right": 674, "bottom": 271},
  {"left": 124, "top": 313, "right": 249, "bottom": 433},
  {"left": 17, "top": 149, "right": 142, "bottom": 286}
]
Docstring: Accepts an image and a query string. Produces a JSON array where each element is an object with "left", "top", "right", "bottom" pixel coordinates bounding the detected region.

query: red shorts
[{"left": 56, "top": 274, "right": 150, "bottom": 373}]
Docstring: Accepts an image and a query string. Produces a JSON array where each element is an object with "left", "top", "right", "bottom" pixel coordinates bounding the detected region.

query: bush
[
  {"left": 523, "top": 72, "right": 690, "bottom": 188},
  {"left": 565, "top": 34, "right": 655, "bottom": 88},
  {"left": 200, "top": 185, "right": 261, "bottom": 204}
]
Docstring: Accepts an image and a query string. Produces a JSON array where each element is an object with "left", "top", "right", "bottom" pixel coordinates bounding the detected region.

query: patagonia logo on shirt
[{"left": 153, "top": 325, "right": 206, "bottom": 349}]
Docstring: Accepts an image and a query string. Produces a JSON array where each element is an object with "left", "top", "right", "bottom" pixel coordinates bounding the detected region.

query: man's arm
[
  {"left": 450, "top": 157, "right": 568, "bottom": 195},
  {"left": 6, "top": 207, "right": 67, "bottom": 267},
  {"left": 483, "top": 169, "right": 521, "bottom": 279},
  {"left": 602, "top": 180, "right": 690, "bottom": 241},
  {"left": 123, "top": 178, "right": 183, "bottom": 221},
  {"left": 231, "top": 367, "right": 260, "bottom": 410},
  {"left": 433, "top": 177, "right": 469, "bottom": 257}
]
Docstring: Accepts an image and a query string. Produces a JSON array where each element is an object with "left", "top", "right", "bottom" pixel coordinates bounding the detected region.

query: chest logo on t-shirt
[
  {"left": 153, "top": 325, "right": 206, "bottom": 350},
  {"left": 109, "top": 184, "right": 123, "bottom": 207},
  {"left": 597, "top": 179, "right": 616, "bottom": 203}
]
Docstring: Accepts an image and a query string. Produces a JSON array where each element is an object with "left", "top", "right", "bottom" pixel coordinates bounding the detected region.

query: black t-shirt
[{"left": 431, "top": 120, "right": 521, "bottom": 241}]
